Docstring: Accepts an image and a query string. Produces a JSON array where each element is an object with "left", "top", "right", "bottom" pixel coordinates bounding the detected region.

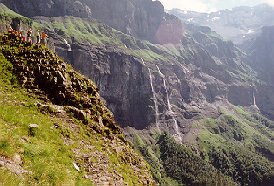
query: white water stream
[
  {"left": 142, "top": 58, "right": 160, "bottom": 129},
  {"left": 148, "top": 68, "right": 160, "bottom": 129},
  {"left": 64, "top": 39, "right": 72, "bottom": 51},
  {"left": 156, "top": 65, "right": 182, "bottom": 141},
  {"left": 253, "top": 91, "right": 256, "bottom": 106}
]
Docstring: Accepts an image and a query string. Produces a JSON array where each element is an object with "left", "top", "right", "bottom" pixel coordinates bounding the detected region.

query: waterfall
[
  {"left": 253, "top": 90, "right": 259, "bottom": 109},
  {"left": 142, "top": 58, "right": 160, "bottom": 129},
  {"left": 156, "top": 65, "right": 182, "bottom": 141},
  {"left": 156, "top": 65, "right": 172, "bottom": 112},
  {"left": 253, "top": 91, "right": 256, "bottom": 106},
  {"left": 64, "top": 39, "right": 72, "bottom": 51},
  {"left": 148, "top": 68, "right": 160, "bottom": 129}
]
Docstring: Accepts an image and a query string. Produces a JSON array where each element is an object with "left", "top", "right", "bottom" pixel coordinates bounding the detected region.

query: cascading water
[
  {"left": 141, "top": 58, "right": 160, "bottom": 129},
  {"left": 253, "top": 89, "right": 259, "bottom": 109},
  {"left": 148, "top": 68, "right": 160, "bottom": 129},
  {"left": 156, "top": 65, "right": 172, "bottom": 112},
  {"left": 156, "top": 65, "right": 182, "bottom": 141},
  {"left": 64, "top": 39, "right": 72, "bottom": 51}
]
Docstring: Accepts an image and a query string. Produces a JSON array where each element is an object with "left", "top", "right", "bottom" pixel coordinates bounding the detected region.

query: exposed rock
[
  {"left": 0, "top": 156, "right": 31, "bottom": 175},
  {"left": 28, "top": 123, "right": 39, "bottom": 136},
  {"left": 12, "top": 154, "right": 22, "bottom": 165},
  {"left": 1, "top": 0, "right": 91, "bottom": 18},
  {"left": 1, "top": 0, "right": 183, "bottom": 43},
  {"left": 0, "top": 34, "right": 155, "bottom": 184},
  {"left": 73, "top": 162, "right": 80, "bottom": 171},
  {"left": 170, "top": 4, "right": 274, "bottom": 44}
]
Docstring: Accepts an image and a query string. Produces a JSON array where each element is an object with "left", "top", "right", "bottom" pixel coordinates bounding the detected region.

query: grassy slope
[
  {"left": 1, "top": 3, "right": 273, "bottom": 185},
  {"left": 0, "top": 53, "right": 90, "bottom": 185},
  {"left": 0, "top": 33, "right": 154, "bottom": 184},
  {"left": 35, "top": 16, "right": 172, "bottom": 62},
  {"left": 31, "top": 6, "right": 274, "bottom": 186},
  {"left": 129, "top": 105, "right": 274, "bottom": 185}
]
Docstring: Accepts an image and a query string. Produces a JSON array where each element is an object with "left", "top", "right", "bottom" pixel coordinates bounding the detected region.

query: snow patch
[
  {"left": 246, "top": 29, "right": 255, "bottom": 34},
  {"left": 187, "top": 18, "right": 194, "bottom": 22},
  {"left": 211, "top": 17, "right": 220, "bottom": 21}
]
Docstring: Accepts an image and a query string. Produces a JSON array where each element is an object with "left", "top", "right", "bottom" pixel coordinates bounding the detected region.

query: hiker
[
  {"left": 41, "top": 31, "right": 48, "bottom": 46},
  {"left": 19, "top": 31, "right": 23, "bottom": 39},
  {"left": 27, "top": 28, "right": 33, "bottom": 44},
  {"left": 36, "top": 30, "right": 40, "bottom": 44},
  {"left": 19, "top": 31, "right": 26, "bottom": 42},
  {"left": 7, "top": 26, "right": 13, "bottom": 39},
  {"left": 8, "top": 25, "right": 13, "bottom": 34}
]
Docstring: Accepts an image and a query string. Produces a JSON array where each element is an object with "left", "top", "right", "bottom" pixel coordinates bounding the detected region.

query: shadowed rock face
[
  {"left": 248, "top": 26, "right": 274, "bottom": 84},
  {"left": 49, "top": 26, "right": 274, "bottom": 134},
  {"left": 155, "top": 17, "right": 184, "bottom": 44},
  {"left": 83, "top": 0, "right": 167, "bottom": 43},
  {"left": 243, "top": 26, "right": 274, "bottom": 119},
  {"left": 51, "top": 37, "right": 252, "bottom": 132},
  {"left": 1, "top": 0, "right": 183, "bottom": 43},
  {"left": 1, "top": 0, "right": 91, "bottom": 18}
]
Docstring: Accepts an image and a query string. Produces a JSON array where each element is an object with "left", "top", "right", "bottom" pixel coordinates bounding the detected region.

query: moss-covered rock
[{"left": 0, "top": 33, "right": 155, "bottom": 185}]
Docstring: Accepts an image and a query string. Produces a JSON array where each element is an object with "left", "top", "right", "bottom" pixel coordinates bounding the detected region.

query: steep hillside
[
  {"left": 39, "top": 11, "right": 274, "bottom": 185},
  {"left": 0, "top": 0, "right": 183, "bottom": 43},
  {"left": 0, "top": 33, "right": 154, "bottom": 184},
  {"left": 1, "top": 2, "right": 274, "bottom": 186},
  {"left": 246, "top": 26, "right": 274, "bottom": 84}
]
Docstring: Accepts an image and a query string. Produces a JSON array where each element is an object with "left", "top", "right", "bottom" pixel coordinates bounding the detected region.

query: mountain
[
  {"left": 0, "top": 8, "right": 154, "bottom": 185},
  {"left": 169, "top": 4, "right": 274, "bottom": 45},
  {"left": 0, "top": 1, "right": 274, "bottom": 185},
  {"left": 0, "top": 0, "right": 183, "bottom": 43}
]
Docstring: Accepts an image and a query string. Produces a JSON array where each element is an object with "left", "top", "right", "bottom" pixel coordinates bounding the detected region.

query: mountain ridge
[
  {"left": 0, "top": 1, "right": 274, "bottom": 185},
  {"left": 169, "top": 3, "right": 274, "bottom": 45}
]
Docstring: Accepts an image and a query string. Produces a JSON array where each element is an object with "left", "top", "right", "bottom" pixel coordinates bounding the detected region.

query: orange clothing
[{"left": 42, "top": 32, "right": 48, "bottom": 39}]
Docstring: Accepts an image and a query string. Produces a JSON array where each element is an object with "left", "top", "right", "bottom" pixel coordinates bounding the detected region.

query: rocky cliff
[
  {"left": 1, "top": 0, "right": 183, "bottom": 43},
  {"left": 0, "top": 0, "right": 91, "bottom": 18},
  {"left": 0, "top": 30, "right": 154, "bottom": 184},
  {"left": 243, "top": 26, "right": 274, "bottom": 119},
  {"left": 51, "top": 20, "right": 261, "bottom": 132},
  {"left": 1, "top": 3, "right": 274, "bottom": 185}
]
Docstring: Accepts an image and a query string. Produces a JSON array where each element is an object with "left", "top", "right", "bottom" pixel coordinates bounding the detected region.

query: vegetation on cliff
[
  {"left": 0, "top": 33, "right": 154, "bottom": 185},
  {"left": 130, "top": 105, "right": 274, "bottom": 186},
  {"left": 1, "top": 3, "right": 274, "bottom": 186}
]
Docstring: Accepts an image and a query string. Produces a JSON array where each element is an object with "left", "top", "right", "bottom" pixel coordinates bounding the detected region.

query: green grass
[
  {"left": 0, "top": 3, "right": 32, "bottom": 25},
  {"left": 0, "top": 34, "right": 155, "bottom": 185},
  {"left": 32, "top": 16, "right": 174, "bottom": 62},
  {"left": 0, "top": 52, "right": 91, "bottom": 185},
  {"left": 193, "top": 107, "right": 274, "bottom": 185}
]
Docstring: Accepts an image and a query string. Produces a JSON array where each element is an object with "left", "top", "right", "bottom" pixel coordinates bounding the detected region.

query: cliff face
[
  {"left": 1, "top": 3, "right": 274, "bottom": 185},
  {"left": 51, "top": 25, "right": 257, "bottom": 132},
  {"left": 83, "top": 0, "right": 166, "bottom": 42},
  {"left": 0, "top": 0, "right": 91, "bottom": 18},
  {"left": 247, "top": 26, "right": 274, "bottom": 84},
  {"left": 243, "top": 26, "right": 274, "bottom": 119},
  {"left": 0, "top": 31, "right": 154, "bottom": 185},
  {"left": 1, "top": 0, "right": 183, "bottom": 43}
]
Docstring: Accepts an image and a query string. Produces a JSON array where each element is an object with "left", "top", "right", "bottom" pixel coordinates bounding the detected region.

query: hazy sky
[{"left": 158, "top": 0, "right": 274, "bottom": 12}]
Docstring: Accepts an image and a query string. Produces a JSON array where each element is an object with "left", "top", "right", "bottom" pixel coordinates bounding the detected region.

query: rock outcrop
[
  {"left": 0, "top": 0, "right": 91, "bottom": 18},
  {"left": 247, "top": 26, "right": 274, "bottom": 83},
  {"left": 0, "top": 34, "right": 155, "bottom": 184},
  {"left": 50, "top": 27, "right": 254, "bottom": 133},
  {"left": 1, "top": 0, "right": 183, "bottom": 43}
]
